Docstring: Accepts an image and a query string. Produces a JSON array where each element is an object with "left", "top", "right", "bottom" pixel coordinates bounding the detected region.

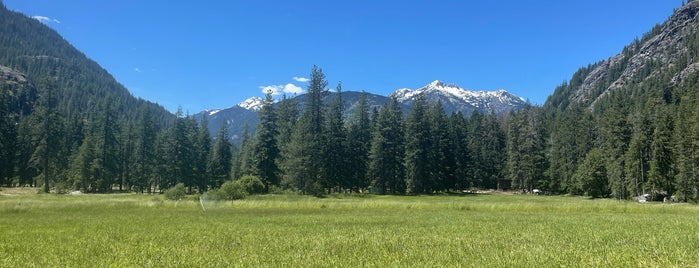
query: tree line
[{"left": 5, "top": 63, "right": 699, "bottom": 201}]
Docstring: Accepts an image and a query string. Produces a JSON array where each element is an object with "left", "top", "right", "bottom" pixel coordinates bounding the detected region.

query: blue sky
[{"left": 6, "top": 0, "right": 682, "bottom": 113}]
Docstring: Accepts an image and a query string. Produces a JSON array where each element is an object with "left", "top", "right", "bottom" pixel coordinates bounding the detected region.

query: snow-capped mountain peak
[
  {"left": 391, "top": 80, "right": 525, "bottom": 114},
  {"left": 238, "top": 97, "right": 264, "bottom": 111}
]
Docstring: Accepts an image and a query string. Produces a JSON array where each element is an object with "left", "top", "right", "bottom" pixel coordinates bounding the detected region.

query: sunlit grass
[{"left": 1, "top": 191, "right": 698, "bottom": 267}]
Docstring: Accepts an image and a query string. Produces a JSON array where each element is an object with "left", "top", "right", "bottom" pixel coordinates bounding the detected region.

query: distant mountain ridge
[
  {"left": 195, "top": 81, "right": 526, "bottom": 141},
  {"left": 392, "top": 80, "right": 526, "bottom": 115}
]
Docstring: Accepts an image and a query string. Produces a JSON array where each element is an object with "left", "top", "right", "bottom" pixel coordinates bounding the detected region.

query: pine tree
[
  {"left": 449, "top": 111, "right": 471, "bottom": 190},
  {"left": 368, "top": 97, "right": 405, "bottom": 194},
  {"left": 468, "top": 111, "right": 506, "bottom": 189},
  {"left": 252, "top": 91, "right": 280, "bottom": 189},
  {"left": 507, "top": 106, "right": 548, "bottom": 192},
  {"left": 547, "top": 106, "right": 595, "bottom": 194},
  {"left": 275, "top": 94, "right": 298, "bottom": 156},
  {"left": 599, "top": 92, "right": 632, "bottom": 199},
  {"left": 30, "top": 81, "right": 63, "bottom": 193},
  {"left": 346, "top": 92, "right": 371, "bottom": 191},
  {"left": 623, "top": 109, "right": 652, "bottom": 198},
  {"left": 231, "top": 123, "right": 253, "bottom": 180},
  {"left": 506, "top": 110, "right": 526, "bottom": 190},
  {"left": 648, "top": 107, "right": 674, "bottom": 199},
  {"left": 0, "top": 89, "right": 17, "bottom": 186},
  {"left": 280, "top": 66, "right": 328, "bottom": 195},
  {"left": 323, "top": 83, "right": 348, "bottom": 191},
  {"left": 132, "top": 108, "right": 157, "bottom": 192},
  {"left": 195, "top": 115, "right": 212, "bottom": 192},
  {"left": 673, "top": 97, "right": 696, "bottom": 201},
  {"left": 428, "top": 101, "right": 455, "bottom": 192},
  {"left": 209, "top": 122, "right": 232, "bottom": 188},
  {"left": 404, "top": 94, "right": 431, "bottom": 194}
]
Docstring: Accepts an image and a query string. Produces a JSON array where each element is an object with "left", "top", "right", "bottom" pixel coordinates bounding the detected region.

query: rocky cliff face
[{"left": 554, "top": 2, "right": 699, "bottom": 108}]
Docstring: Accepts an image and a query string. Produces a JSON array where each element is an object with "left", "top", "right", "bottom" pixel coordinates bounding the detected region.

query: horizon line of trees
[{"left": 3, "top": 65, "right": 699, "bottom": 201}]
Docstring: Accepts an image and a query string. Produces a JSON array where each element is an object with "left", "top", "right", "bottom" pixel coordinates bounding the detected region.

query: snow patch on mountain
[
  {"left": 238, "top": 97, "right": 264, "bottom": 111},
  {"left": 391, "top": 80, "right": 525, "bottom": 109}
]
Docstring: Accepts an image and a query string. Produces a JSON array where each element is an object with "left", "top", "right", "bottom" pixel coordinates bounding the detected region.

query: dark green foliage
[
  {"left": 345, "top": 92, "right": 371, "bottom": 190},
  {"left": 231, "top": 124, "right": 254, "bottom": 180},
  {"left": 368, "top": 97, "right": 405, "bottom": 194},
  {"left": 467, "top": 112, "right": 506, "bottom": 189},
  {"left": 209, "top": 122, "right": 232, "bottom": 188},
  {"left": 572, "top": 148, "right": 609, "bottom": 198},
  {"left": 404, "top": 94, "right": 430, "bottom": 194},
  {"left": 280, "top": 66, "right": 328, "bottom": 194},
  {"left": 547, "top": 106, "right": 596, "bottom": 193},
  {"left": 506, "top": 106, "right": 548, "bottom": 192},
  {"left": 252, "top": 92, "right": 279, "bottom": 188},
  {"left": 648, "top": 107, "right": 675, "bottom": 196},
  {"left": 323, "top": 83, "right": 348, "bottom": 191}
]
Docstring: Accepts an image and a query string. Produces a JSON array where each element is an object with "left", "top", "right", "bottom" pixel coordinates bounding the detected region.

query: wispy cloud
[
  {"left": 259, "top": 83, "right": 304, "bottom": 96},
  {"left": 134, "top": 67, "right": 142, "bottom": 73},
  {"left": 293, "top": 77, "right": 310, "bottom": 83},
  {"left": 32, "top": 15, "right": 60, "bottom": 24}
]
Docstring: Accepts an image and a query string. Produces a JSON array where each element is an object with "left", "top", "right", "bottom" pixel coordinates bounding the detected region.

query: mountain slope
[
  {"left": 0, "top": 3, "right": 171, "bottom": 119},
  {"left": 0, "top": 3, "right": 173, "bottom": 187},
  {"left": 546, "top": 1, "right": 699, "bottom": 110}
]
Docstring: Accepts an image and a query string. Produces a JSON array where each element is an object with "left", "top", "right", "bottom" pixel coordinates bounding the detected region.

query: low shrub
[
  {"left": 164, "top": 183, "right": 186, "bottom": 200},
  {"left": 238, "top": 175, "right": 266, "bottom": 194},
  {"left": 214, "top": 180, "right": 247, "bottom": 200}
]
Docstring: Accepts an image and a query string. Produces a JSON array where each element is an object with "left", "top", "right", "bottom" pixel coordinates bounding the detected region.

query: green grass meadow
[{"left": 2, "top": 190, "right": 699, "bottom": 267}]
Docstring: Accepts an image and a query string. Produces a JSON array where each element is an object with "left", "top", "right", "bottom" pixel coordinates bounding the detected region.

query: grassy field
[{"left": 1, "top": 189, "right": 699, "bottom": 267}]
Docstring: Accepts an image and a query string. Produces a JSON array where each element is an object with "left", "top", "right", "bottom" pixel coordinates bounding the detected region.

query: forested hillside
[
  {"left": 0, "top": 4, "right": 173, "bottom": 192},
  {"left": 543, "top": 1, "right": 699, "bottom": 200}
]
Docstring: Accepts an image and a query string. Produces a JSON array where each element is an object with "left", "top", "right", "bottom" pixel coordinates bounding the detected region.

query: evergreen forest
[{"left": 3, "top": 2, "right": 699, "bottom": 201}]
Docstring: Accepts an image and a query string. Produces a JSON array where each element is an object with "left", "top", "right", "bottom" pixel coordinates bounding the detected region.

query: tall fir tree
[
  {"left": 195, "top": 115, "right": 212, "bottom": 192},
  {"left": 428, "top": 101, "right": 455, "bottom": 192},
  {"left": 404, "top": 94, "right": 431, "bottom": 194},
  {"left": 231, "top": 123, "right": 253, "bottom": 180},
  {"left": 449, "top": 111, "right": 471, "bottom": 189},
  {"left": 346, "top": 92, "right": 372, "bottom": 191},
  {"left": 281, "top": 66, "right": 328, "bottom": 195},
  {"left": 209, "top": 122, "right": 232, "bottom": 188},
  {"left": 323, "top": 83, "right": 348, "bottom": 191},
  {"left": 252, "top": 91, "right": 280, "bottom": 189},
  {"left": 599, "top": 92, "right": 632, "bottom": 199},
  {"left": 368, "top": 97, "right": 405, "bottom": 194},
  {"left": 648, "top": 107, "right": 675, "bottom": 198},
  {"left": 30, "top": 80, "right": 63, "bottom": 192}
]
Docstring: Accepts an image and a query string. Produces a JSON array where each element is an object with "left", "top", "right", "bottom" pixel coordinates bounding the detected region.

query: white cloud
[
  {"left": 259, "top": 83, "right": 304, "bottom": 96},
  {"left": 32, "top": 15, "right": 60, "bottom": 24},
  {"left": 283, "top": 83, "right": 303, "bottom": 94},
  {"left": 134, "top": 67, "right": 142, "bottom": 73},
  {"left": 293, "top": 77, "right": 310, "bottom": 83}
]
